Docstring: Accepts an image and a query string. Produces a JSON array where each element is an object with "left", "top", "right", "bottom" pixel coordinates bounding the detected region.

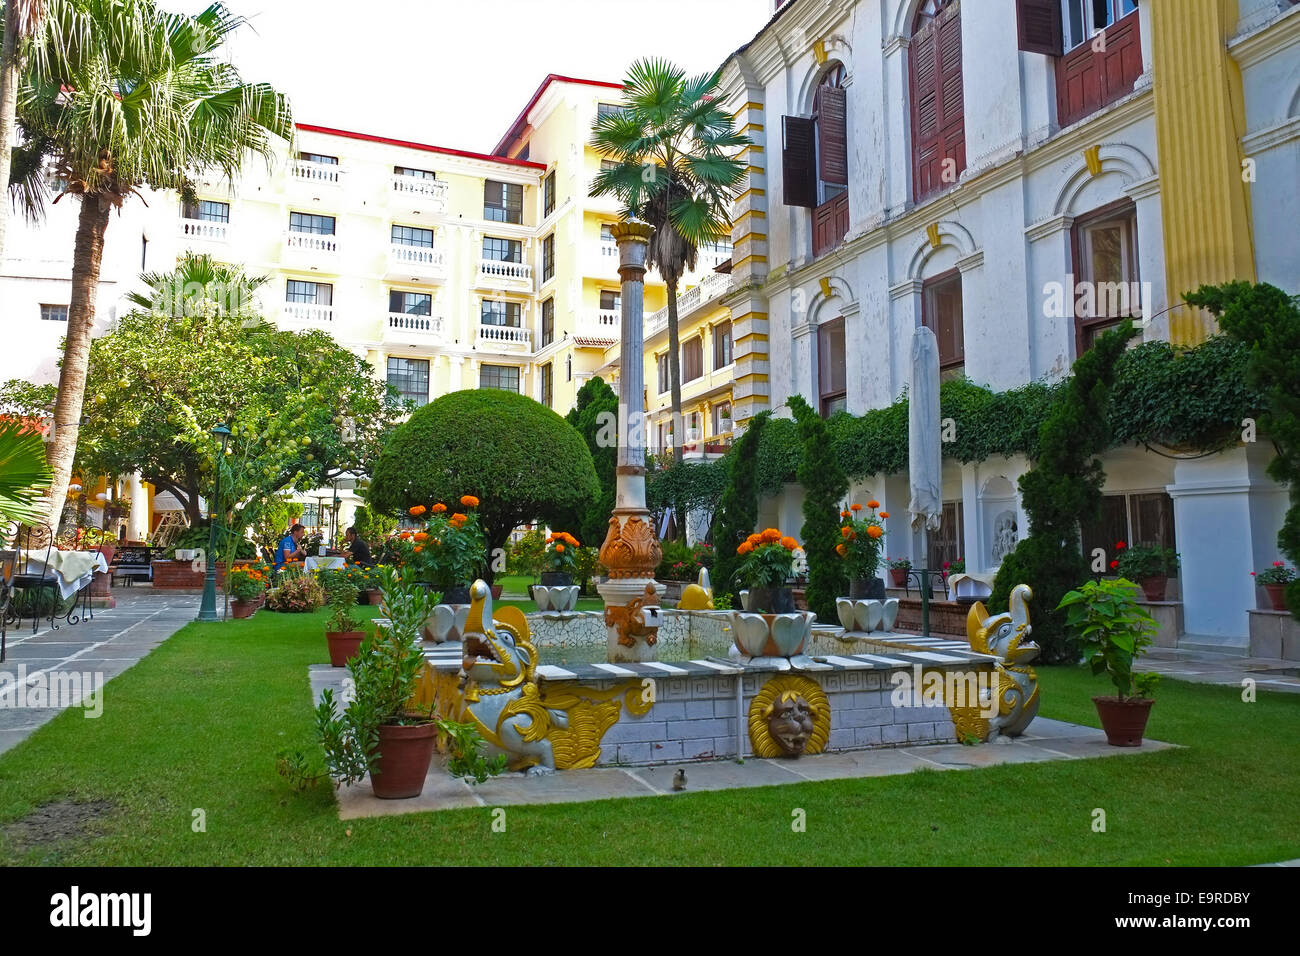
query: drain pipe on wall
[{"left": 735, "top": 674, "right": 745, "bottom": 761}]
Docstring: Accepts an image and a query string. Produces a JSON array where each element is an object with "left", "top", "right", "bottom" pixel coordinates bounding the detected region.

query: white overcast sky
[{"left": 174, "top": 0, "right": 776, "bottom": 154}]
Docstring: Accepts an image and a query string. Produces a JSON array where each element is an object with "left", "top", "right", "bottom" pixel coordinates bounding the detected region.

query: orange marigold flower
[
  {"left": 737, "top": 542, "right": 753, "bottom": 556},
  {"left": 432, "top": 503, "right": 447, "bottom": 513},
  {"left": 879, "top": 511, "right": 890, "bottom": 519},
  {"left": 555, "top": 543, "right": 565, "bottom": 553},
  {"left": 835, "top": 543, "right": 848, "bottom": 557},
  {"left": 762, "top": 528, "right": 781, "bottom": 542},
  {"left": 851, "top": 503, "right": 863, "bottom": 512},
  {"left": 409, "top": 505, "right": 427, "bottom": 516},
  {"left": 414, "top": 532, "right": 429, "bottom": 541},
  {"left": 413, "top": 545, "right": 423, "bottom": 553},
  {"left": 867, "top": 500, "right": 880, "bottom": 509},
  {"left": 460, "top": 495, "right": 479, "bottom": 508},
  {"left": 866, "top": 525, "right": 883, "bottom": 539},
  {"left": 399, "top": 531, "right": 412, "bottom": 539},
  {"left": 780, "top": 536, "right": 798, "bottom": 551},
  {"left": 841, "top": 527, "right": 853, "bottom": 539},
  {"left": 841, "top": 510, "right": 850, "bottom": 518},
  {"left": 747, "top": 533, "right": 762, "bottom": 545}
]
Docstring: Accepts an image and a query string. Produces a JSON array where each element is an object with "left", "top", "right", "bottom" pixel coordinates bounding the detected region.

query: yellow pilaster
[{"left": 1151, "top": 0, "right": 1256, "bottom": 345}]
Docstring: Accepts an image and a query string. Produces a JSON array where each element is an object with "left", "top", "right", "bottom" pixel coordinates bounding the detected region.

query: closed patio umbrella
[{"left": 908, "top": 326, "right": 943, "bottom": 635}]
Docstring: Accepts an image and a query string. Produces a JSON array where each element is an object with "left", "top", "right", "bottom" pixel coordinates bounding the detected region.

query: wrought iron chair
[{"left": 6, "top": 524, "right": 61, "bottom": 636}]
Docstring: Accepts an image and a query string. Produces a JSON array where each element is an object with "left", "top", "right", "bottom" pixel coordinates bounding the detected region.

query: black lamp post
[{"left": 197, "top": 424, "right": 232, "bottom": 622}]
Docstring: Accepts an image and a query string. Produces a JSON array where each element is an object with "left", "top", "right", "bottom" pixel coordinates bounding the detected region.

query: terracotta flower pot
[
  {"left": 370, "top": 722, "right": 438, "bottom": 799},
  {"left": 326, "top": 630, "right": 365, "bottom": 667},
  {"left": 490, "top": 584, "right": 504, "bottom": 600},
  {"left": 231, "top": 598, "right": 258, "bottom": 619},
  {"left": 365, "top": 588, "right": 383, "bottom": 606},
  {"left": 1138, "top": 575, "right": 1167, "bottom": 602},
  {"left": 889, "top": 568, "right": 909, "bottom": 588},
  {"left": 1093, "top": 696, "right": 1154, "bottom": 747},
  {"left": 1264, "top": 583, "right": 1289, "bottom": 612}
]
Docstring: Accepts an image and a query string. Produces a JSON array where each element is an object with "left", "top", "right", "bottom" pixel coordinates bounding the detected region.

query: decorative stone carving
[
  {"left": 423, "top": 603, "right": 470, "bottom": 643},
  {"left": 729, "top": 610, "right": 816, "bottom": 657},
  {"left": 532, "top": 585, "right": 580, "bottom": 612},
  {"left": 835, "top": 598, "right": 900, "bottom": 632},
  {"left": 604, "top": 583, "right": 662, "bottom": 648},
  {"left": 748, "top": 674, "right": 830, "bottom": 758},
  {"left": 965, "top": 584, "right": 1040, "bottom": 739},
  {"left": 598, "top": 513, "right": 662, "bottom": 579}
]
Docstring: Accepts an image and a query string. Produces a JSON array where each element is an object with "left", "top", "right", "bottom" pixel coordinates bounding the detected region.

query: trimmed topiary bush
[
  {"left": 367, "top": 390, "right": 599, "bottom": 579},
  {"left": 990, "top": 321, "right": 1138, "bottom": 662},
  {"left": 712, "top": 412, "right": 769, "bottom": 608},
  {"left": 565, "top": 376, "right": 619, "bottom": 547},
  {"left": 789, "top": 395, "right": 849, "bottom": 623}
]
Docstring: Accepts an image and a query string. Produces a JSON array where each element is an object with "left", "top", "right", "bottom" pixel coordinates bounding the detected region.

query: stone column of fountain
[{"left": 597, "top": 220, "right": 665, "bottom": 663}]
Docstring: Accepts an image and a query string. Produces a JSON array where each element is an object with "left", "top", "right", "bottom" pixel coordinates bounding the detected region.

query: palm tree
[
  {"left": 0, "top": 0, "right": 49, "bottom": 264},
  {"left": 12, "top": 0, "right": 292, "bottom": 528},
  {"left": 0, "top": 419, "right": 52, "bottom": 527},
  {"left": 590, "top": 58, "right": 749, "bottom": 464}
]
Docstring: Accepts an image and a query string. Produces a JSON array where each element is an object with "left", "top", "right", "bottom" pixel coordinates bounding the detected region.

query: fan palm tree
[
  {"left": 12, "top": 0, "right": 292, "bottom": 528},
  {"left": 590, "top": 58, "right": 749, "bottom": 464},
  {"left": 0, "top": 0, "right": 50, "bottom": 263},
  {"left": 0, "top": 420, "right": 53, "bottom": 528}
]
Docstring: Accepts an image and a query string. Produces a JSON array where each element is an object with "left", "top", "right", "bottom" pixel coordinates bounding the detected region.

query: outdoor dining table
[
  {"left": 2, "top": 549, "right": 109, "bottom": 600},
  {"left": 303, "top": 555, "right": 346, "bottom": 573}
]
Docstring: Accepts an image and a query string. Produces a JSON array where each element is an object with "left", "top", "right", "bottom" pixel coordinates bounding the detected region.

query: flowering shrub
[
  {"left": 734, "top": 528, "right": 801, "bottom": 590},
  {"left": 544, "top": 531, "right": 580, "bottom": 574},
  {"left": 943, "top": 557, "right": 966, "bottom": 576},
  {"left": 1253, "top": 561, "right": 1296, "bottom": 586},
  {"left": 228, "top": 561, "right": 271, "bottom": 602},
  {"left": 388, "top": 497, "right": 487, "bottom": 587},
  {"left": 887, "top": 556, "right": 911, "bottom": 570},
  {"left": 835, "top": 502, "right": 886, "bottom": 580},
  {"left": 267, "top": 572, "right": 326, "bottom": 613},
  {"left": 691, "top": 541, "right": 716, "bottom": 570}
]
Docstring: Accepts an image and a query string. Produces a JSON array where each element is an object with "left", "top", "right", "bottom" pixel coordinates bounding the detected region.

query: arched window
[
  {"left": 909, "top": 0, "right": 965, "bottom": 202},
  {"left": 781, "top": 63, "right": 851, "bottom": 257}
]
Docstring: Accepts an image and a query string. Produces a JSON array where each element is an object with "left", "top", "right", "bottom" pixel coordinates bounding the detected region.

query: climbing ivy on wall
[
  {"left": 990, "top": 321, "right": 1139, "bottom": 663},
  {"left": 789, "top": 395, "right": 848, "bottom": 623},
  {"left": 710, "top": 411, "right": 769, "bottom": 607},
  {"left": 1187, "top": 281, "right": 1300, "bottom": 619}
]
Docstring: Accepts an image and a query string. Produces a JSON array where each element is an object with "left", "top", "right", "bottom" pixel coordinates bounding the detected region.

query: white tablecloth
[
  {"left": 3, "top": 549, "right": 109, "bottom": 599},
  {"left": 303, "top": 555, "right": 345, "bottom": 573}
]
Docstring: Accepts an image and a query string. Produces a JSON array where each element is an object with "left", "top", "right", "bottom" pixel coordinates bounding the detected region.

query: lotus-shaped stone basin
[
  {"left": 728, "top": 610, "right": 816, "bottom": 657},
  {"left": 531, "top": 585, "right": 580, "bottom": 612},
  {"left": 835, "top": 598, "right": 900, "bottom": 633},
  {"left": 424, "top": 603, "right": 471, "bottom": 643}
]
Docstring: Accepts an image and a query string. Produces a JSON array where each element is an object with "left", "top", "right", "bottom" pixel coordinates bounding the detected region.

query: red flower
[
  {"left": 1110, "top": 560, "right": 1119, "bottom": 570},
  {"left": 1250, "top": 572, "right": 1257, "bottom": 576},
  {"left": 1274, "top": 561, "right": 1284, "bottom": 567},
  {"left": 1116, "top": 541, "right": 1126, "bottom": 550}
]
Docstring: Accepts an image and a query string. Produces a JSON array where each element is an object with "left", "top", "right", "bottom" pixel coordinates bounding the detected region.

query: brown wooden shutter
[
  {"left": 782, "top": 115, "right": 817, "bottom": 208},
  {"left": 910, "top": 18, "right": 942, "bottom": 200},
  {"left": 815, "top": 85, "right": 848, "bottom": 187},
  {"left": 937, "top": 7, "right": 966, "bottom": 187},
  {"left": 1017, "top": 0, "right": 1063, "bottom": 56}
]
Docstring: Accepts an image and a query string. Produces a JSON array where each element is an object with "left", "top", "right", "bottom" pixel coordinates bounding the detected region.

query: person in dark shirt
[{"left": 344, "top": 527, "right": 372, "bottom": 566}]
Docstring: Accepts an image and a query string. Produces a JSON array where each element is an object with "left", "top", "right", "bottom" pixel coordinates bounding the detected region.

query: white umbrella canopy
[{"left": 908, "top": 326, "right": 943, "bottom": 537}]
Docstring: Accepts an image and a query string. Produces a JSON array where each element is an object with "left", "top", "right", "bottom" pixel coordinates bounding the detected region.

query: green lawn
[{"left": 0, "top": 606, "right": 1297, "bottom": 865}]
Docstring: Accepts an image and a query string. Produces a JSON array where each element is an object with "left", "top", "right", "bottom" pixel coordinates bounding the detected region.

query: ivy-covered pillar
[{"left": 597, "top": 220, "right": 664, "bottom": 663}]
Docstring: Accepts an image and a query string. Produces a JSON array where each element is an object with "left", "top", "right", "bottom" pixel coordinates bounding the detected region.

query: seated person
[
  {"left": 344, "top": 527, "right": 372, "bottom": 567},
  {"left": 275, "top": 523, "right": 306, "bottom": 571}
]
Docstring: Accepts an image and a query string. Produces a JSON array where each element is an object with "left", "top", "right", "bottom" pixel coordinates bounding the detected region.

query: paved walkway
[
  {"left": 0, "top": 589, "right": 199, "bottom": 756},
  {"left": 307, "top": 665, "right": 1174, "bottom": 819},
  {"left": 1136, "top": 647, "right": 1300, "bottom": 694}
]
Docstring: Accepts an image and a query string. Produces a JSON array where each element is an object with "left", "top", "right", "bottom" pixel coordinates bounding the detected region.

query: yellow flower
[{"left": 866, "top": 525, "right": 883, "bottom": 539}]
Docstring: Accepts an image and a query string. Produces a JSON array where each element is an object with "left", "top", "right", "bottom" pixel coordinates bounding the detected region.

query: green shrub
[
  {"left": 564, "top": 376, "right": 619, "bottom": 547},
  {"left": 367, "top": 390, "right": 599, "bottom": 579},
  {"left": 1115, "top": 545, "right": 1179, "bottom": 580},
  {"left": 656, "top": 539, "right": 698, "bottom": 581},
  {"left": 711, "top": 412, "right": 768, "bottom": 608},
  {"left": 790, "top": 395, "right": 848, "bottom": 622}
]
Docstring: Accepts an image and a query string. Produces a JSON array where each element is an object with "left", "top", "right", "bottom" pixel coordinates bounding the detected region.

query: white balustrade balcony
[
  {"left": 283, "top": 231, "right": 339, "bottom": 269},
  {"left": 289, "top": 159, "right": 343, "bottom": 187},
  {"left": 281, "top": 302, "right": 335, "bottom": 327},
  {"left": 601, "top": 236, "right": 618, "bottom": 258},
  {"left": 577, "top": 308, "right": 620, "bottom": 342},
  {"left": 386, "top": 311, "right": 446, "bottom": 345},
  {"left": 645, "top": 271, "right": 733, "bottom": 338},
  {"left": 390, "top": 174, "right": 449, "bottom": 213},
  {"left": 477, "top": 258, "right": 533, "bottom": 291},
  {"left": 386, "top": 243, "right": 447, "bottom": 282},
  {"left": 177, "top": 218, "right": 229, "bottom": 246},
  {"left": 476, "top": 323, "right": 532, "bottom": 351}
]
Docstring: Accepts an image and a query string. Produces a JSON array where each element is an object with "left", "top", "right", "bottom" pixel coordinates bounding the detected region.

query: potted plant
[
  {"left": 540, "top": 531, "right": 579, "bottom": 586},
  {"left": 731, "top": 529, "right": 815, "bottom": 656},
  {"left": 323, "top": 573, "right": 366, "bottom": 667},
  {"left": 1253, "top": 561, "right": 1295, "bottom": 611},
  {"left": 836, "top": 501, "right": 886, "bottom": 599},
  {"left": 1059, "top": 577, "right": 1161, "bottom": 746},
  {"left": 1114, "top": 542, "right": 1179, "bottom": 601},
  {"left": 887, "top": 556, "right": 911, "bottom": 588},
  {"left": 266, "top": 564, "right": 326, "bottom": 612},
  {"left": 228, "top": 562, "right": 268, "bottom": 619},
  {"left": 316, "top": 567, "right": 443, "bottom": 799},
  {"left": 394, "top": 497, "right": 486, "bottom": 605}
]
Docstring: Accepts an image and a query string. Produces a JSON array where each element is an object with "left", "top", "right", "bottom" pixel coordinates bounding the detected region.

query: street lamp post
[{"left": 197, "top": 424, "right": 232, "bottom": 622}]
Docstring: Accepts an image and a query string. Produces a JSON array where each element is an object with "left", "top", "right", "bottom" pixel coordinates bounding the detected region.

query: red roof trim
[
  {"left": 491, "top": 74, "right": 625, "bottom": 157},
  {"left": 295, "top": 123, "right": 547, "bottom": 171}
]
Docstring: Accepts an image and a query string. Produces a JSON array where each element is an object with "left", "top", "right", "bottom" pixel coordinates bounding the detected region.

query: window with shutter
[
  {"left": 1017, "top": 0, "right": 1063, "bottom": 55},
  {"left": 817, "top": 317, "right": 847, "bottom": 417},
  {"left": 782, "top": 115, "right": 817, "bottom": 208},
  {"left": 811, "top": 65, "right": 850, "bottom": 257},
  {"left": 1056, "top": 0, "right": 1141, "bottom": 127},
  {"left": 922, "top": 270, "right": 965, "bottom": 375},
  {"left": 910, "top": 0, "right": 965, "bottom": 203}
]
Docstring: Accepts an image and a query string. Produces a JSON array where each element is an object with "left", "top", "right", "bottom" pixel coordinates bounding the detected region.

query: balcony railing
[
  {"left": 178, "top": 218, "right": 228, "bottom": 243},
  {"left": 282, "top": 302, "right": 334, "bottom": 325},
  {"left": 646, "top": 270, "right": 733, "bottom": 338},
  {"left": 391, "top": 174, "right": 449, "bottom": 211},
  {"left": 284, "top": 231, "right": 339, "bottom": 255},
  {"left": 387, "top": 312, "right": 445, "bottom": 338},
  {"left": 478, "top": 259, "right": 533, "bottom": 287},
  {"left": 577, "top": 308, "right": 620, "bottom": 341},
  {"left": 388, "top": 243, "right": 446, "bottom": 278},
  {"left": 477, "top": 323, "right": 532, "bottom": 349},
  {"left": 601, "top": 236, "right": 618, "bottom": 258},
  {"left": 697, "top": 241, "right": 733, "bottom": 272},
  {"left": 290, "top": 159, "right": 342, "bottom": 186}
]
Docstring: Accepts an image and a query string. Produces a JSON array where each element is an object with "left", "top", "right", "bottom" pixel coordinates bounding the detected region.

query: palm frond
[{"left": 0, "top": 422, "right": 53, "bottom": 528}]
